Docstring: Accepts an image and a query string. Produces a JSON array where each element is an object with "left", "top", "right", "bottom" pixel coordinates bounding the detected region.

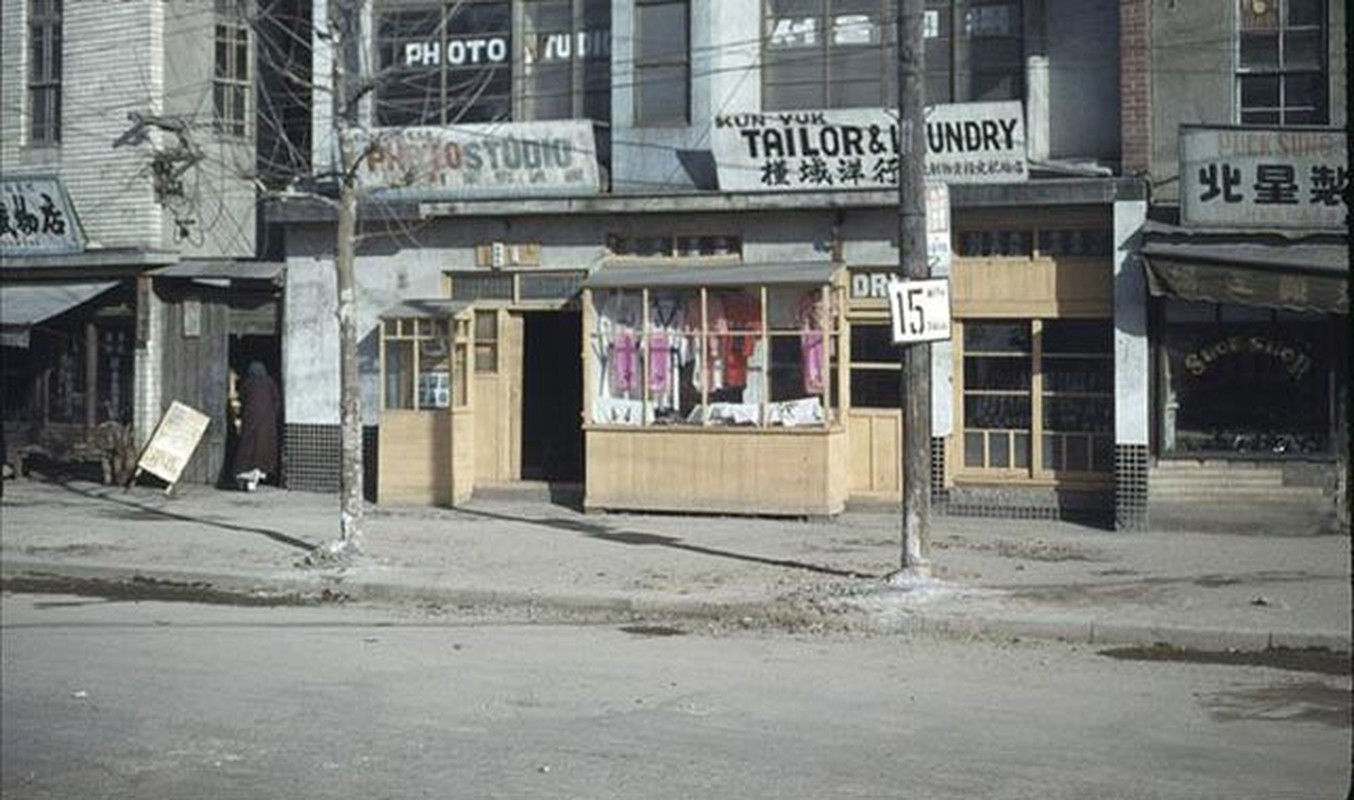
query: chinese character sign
[
  {"left": 0, "top": 177, "right": 85, "bottom": 255},
  {"left": 1180, "top": 127, "right": 1347, "bottom": 229},
  {"left": 712, "top": 102, "right": 1027, "bottom": 192}
]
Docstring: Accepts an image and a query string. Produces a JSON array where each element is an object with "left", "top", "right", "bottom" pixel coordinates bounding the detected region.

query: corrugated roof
[
  {"left": 0, "top": 282, "right": 119, "bottom": 348},
  {"left": 378, "top": 298, "right": 474, "bottom": 319}
]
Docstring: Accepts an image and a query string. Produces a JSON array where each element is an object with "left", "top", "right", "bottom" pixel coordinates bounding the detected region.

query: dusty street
[{"left": 2, "top": 592, "right": 1348, "bottom": 799}]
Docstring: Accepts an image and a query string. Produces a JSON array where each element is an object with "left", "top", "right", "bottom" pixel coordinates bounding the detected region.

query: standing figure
[{"left": 232, "top": 361, "right": 279, "bottom": 491}]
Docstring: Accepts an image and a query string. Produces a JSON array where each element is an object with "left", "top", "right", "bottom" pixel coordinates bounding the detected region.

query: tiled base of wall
[
  {"left": 282, "top": 423, "right": 379, "bottom": 501},
  {"left": 939, "top": 485, "right": 1114, "bottom": 527},
  {"left": 1115, "top": 444, "right": 1149, "bottom": 531}
]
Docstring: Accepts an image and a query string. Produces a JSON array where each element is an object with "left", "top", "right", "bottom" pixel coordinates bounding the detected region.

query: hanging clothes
[
  {"left": 716, "top": 290, "right": 761, "bottom": 389},
  {"left": 797, "top": 290, "right": 826, "bottom": 395}
]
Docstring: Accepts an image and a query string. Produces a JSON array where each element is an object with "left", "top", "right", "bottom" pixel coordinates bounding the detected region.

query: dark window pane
[
  {"left": 1013, "top": 431, "right": 1029, "bottom": 468},
  {"left": 636, "top": 65, "right": 688, "bottom": 123},
  {"left": 637, "top": 2, "right": 687, "bottom": 60},
  {"left": 1286, "top": 0, "right": 1322, "bottom": 26},
  {"left": 1065, "top": 435, "right": 1090, "bottom": 471},
  {"left": 1241, "top": 109, "right": 1280, "bottom": 125},
  {"left": 1042, "top": 433, "right": 1060, "bottom": 470},
  {"left": 1283, "top": 72, "right": 1325, "bottom": 108},
  {"left": 965, "top": 355, "right": 1030, "bottom": 390},
  {"left": 1042, "top": 319, "right": 1112, "bottom": 354},
  {"left": 1043, "top": 396, "right": 1111, "bottom": 432},
  {"left": 964, "top": 322, "right": 1029, "bottom": 353},
  {"left": 989, "top": 433, "right": 1010, "bottom": 467},
  {"left": 1239, "top": 31, "right": 1279, "bottom": 68},
  {"left": 850, "top": 323, "right": 896, "bottom": 363},
  {"left": 964, "top": 394, "right": 1030, "bottom": 429},
  {"left": 965, "top": 431, "right": 985, "bottom": 466},
  {"left": 1283, "top": 29, "right": 1323, "bottom": 70},
  {"left": 851, "top": 370, "right": 901, "bottom": 408},
  {"left": 1240, "top": 74, "right": 1280, "bottom": 107}
]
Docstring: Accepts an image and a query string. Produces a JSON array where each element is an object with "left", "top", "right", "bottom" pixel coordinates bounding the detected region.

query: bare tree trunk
[{"left": 335, "top": 173, "right": 364, "bottom": 552}]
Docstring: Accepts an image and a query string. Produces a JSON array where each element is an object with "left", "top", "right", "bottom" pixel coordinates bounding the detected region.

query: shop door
[{"left": 521, "top": 311, "right": 583, "bottom": 482}]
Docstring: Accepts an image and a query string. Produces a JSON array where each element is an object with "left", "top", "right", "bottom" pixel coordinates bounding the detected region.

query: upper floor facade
[{"left": 1, "top": 0, "right": 257, "bottom": 259}]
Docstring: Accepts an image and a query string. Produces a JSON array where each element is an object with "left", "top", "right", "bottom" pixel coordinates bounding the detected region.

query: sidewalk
[{"left": 1, "top": 476, "right": 1349, "bottom": 652}]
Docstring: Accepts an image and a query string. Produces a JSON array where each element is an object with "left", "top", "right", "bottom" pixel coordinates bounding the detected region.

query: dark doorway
[{"left": 521, "top": 312, "right": 583, "bottom": 482}]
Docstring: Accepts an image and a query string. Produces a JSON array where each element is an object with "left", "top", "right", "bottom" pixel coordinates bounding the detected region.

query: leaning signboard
[
  {"left": 1179, "top": 125, "right": 1346, "bottom": 230},
  {"left": 711, "top": 102, "right": 1026, "bottom": 192},
  {"left": 133, "top": 401, "right": 211, "bottom": 490}
]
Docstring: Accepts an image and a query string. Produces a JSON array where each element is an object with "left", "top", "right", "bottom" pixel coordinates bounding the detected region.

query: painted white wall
[{"left": 1113, "top": 199, "right": 1148, "bottom": 446}]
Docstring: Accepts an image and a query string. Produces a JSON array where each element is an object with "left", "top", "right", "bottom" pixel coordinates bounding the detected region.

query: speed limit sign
[{"left": 887, "top": 278, "right": 952, "bottom": 344}]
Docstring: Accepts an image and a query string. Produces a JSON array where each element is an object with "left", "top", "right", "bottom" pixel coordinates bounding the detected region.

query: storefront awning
[
  {"left": 149, "top": 261, "right": 285, "bottom": 282},
  {"left": 1141, "top": 229, "right": 1348, "bottom": 315},
  {"left": 378, "top": 299, "right": 473, "bottom": 319},
  {"left": 583, "top": 261, "right": 840, "bottom": 290},
  {"left": 0, "top": 282, "right": 118, "bottom": 348}
]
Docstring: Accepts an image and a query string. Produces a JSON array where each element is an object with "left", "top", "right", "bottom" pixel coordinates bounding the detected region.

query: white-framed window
[
  {"left": 382, "top": 315, "right": 469, "bottom": 410},
  {"left": 27, "top": 0, "right": 62, "bottom": 145},
  {"left": 959, "top": 318, "right": 1113, "bottom": 476},
  {"left": 520, "top": 0, "right": 610, "bottom": 121},
  {"left": 762, "top": 0, "right": 893, "bottom": 110},
  {"left": 633, "top": 0, "right": 689, "bottom": 126},
  {"left": 214, "top": 0, "right": 251, "bottom": 137},
  {"left": 1237, "top": 0, "right": 1327, "bottom": 125}
]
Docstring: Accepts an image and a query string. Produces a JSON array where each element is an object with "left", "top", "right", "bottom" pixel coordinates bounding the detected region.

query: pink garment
[
  {"left": 611, "top": 328, "right": 639, "bottom": 395},
  {"left": 648, "top": 332, "right": 671, "bottom": 396},
  {"left": 798, "top": 291, "right": 825, "bottom": 394}
]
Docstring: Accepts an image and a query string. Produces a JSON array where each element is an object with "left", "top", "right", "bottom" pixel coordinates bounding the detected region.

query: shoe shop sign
[
  {"left": 1180, "top": 126, "right": 1347, "bottom": 230},
  {"left": 351, "top": 121, "right": 601, "bottom": 200},
  {"left": 712, "top": 101, "right": 1026, "bottom": 192}
]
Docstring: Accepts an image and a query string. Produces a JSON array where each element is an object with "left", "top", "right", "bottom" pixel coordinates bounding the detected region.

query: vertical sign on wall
[{"left": 925, "top": 183, "right": 953, "bottom": 437}]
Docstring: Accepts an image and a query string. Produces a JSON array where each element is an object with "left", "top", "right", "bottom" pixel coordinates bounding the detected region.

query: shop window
[
  {"left": 849, "top": 322, "right": 901, "bottom": 408},
  {"left": 961, "top": 318, "right": 1112, "bottom": 475},
  {"left": 925, "top": 0, "right": 1024, "bottom": 104},
  {"left": 955, "top": 226, "right": 1112, "bottom": 258},
  {"left": 214, "top": 0, "right": 250, "bottom": 137},
  {"left": 1237, "top": 0, "right": 1327, "bottom": 125},
  {"left": 634, "top": 0, "right": 689, "bottom": 126},
  {"left": 762, "top": 0, "right": 893, "bottom": 110},
  {"left": 474, "top": 310, "right": 498, "bottom": 373},
  {"left": 27, "top": 0, "right": 61, "bottom": 145},
  {"left": 590, "top": 286, "right": 838, "bottom": 427},
  {"left": 521, "top": 0, "right": 610, "bottom": 122},
  {"left": 1160, "top": 300, "right": 1331, "bottom": 456},
  {"left": 607, "top": 234, "right": 741, "bottom": 259},
  {"left": 374, "top": 0, "right": 512, "bottom": 126},
  {"left": 382, "top": 316, "right": 461, "bottom": 410}
]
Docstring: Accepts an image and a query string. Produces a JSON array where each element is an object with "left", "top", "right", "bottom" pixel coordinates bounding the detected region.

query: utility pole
[{"left": 896, "top": 0, "right": 930, "bottom": 577}]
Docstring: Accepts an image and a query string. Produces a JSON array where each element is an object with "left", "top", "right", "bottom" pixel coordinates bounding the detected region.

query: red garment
[{"left": 716, "top": 291, "right": 761, "bottom": 388}]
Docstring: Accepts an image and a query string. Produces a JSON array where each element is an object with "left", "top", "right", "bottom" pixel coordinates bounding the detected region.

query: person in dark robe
[{"left": 232, "top": 361, "right": 279, "bottom": 491}]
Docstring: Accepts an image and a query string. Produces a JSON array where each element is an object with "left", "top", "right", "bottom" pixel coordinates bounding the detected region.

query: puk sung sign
[
  {"left": 1180, "top": 126, "right": 1347, "bottom": 230},
  {"left": 712, "top": 101, "right": 1026, "bottom": 192},
  {"left": 353, "top": 121, "right": 601, "bottom": 200}
]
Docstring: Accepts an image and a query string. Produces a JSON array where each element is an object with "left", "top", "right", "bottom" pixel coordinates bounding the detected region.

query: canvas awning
[
  {"left": 0, "top": 282, "right": 118, "bottom": 348},
  {"left": 1140, "top": 225, "right": 1347, "bottom": 315},
  {"left": 582, "top": 261, "right": 840, "bottom": 290},
  {"left": 148, "top": 260, "right": 285, "bottom": 286}
]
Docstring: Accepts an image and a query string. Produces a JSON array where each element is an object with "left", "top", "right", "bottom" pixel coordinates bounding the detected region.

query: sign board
[
  {"left": 888, "top": 278, "right": 951, "bottom": 344},
  {"left": 712, "top": 102, "right": 1026, "bottom": 192},
  {"left": 352, "top": 122, "right": 601, "bottom": 200},
  {"left": 1179, "top": 126, "right": 1347, "bottom": 229},
  {"left": 135, "top": 401, "right": 211, "bottom": 488},
  {"left": 0, "top": 176, "right": 85, "bottom": 256}
]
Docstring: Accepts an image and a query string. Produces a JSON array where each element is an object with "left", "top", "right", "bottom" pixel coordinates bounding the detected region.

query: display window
[
  {"left": 1158, "top": 300, "right": 1332, "bottom": 456},
  {"left": 958, "top": 317, "right": 1112, "bottom": 477},
  {"left": 381, "top": 314, "right": 471, "bottom": 411},
  {"left": 588, "top": 284, "right": 840, "bottom": 427}
]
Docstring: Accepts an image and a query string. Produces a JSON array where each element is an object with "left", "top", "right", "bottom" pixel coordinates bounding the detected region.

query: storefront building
[{"left": 277, "top": 0, "right": 1157, "bottom": 522}]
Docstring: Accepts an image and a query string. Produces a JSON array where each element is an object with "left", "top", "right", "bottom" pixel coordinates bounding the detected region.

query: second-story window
[
  {"left": 634, "top": 0, "right": 689, "bottom": 126},
  {"left": 375, "top": 0, "right": 512, "bottom": 126},
  {"left": 27, "top": 0, "right": 62, "bottom": 145},
  {"left": 924, "top": 0, "right": 1023, "bottom": 104},
  {"left": 521, "top": 0, "right": 611, "bottom": 122},
  {"left": 214, "top": 0, "right": 251, "bottom": 137},
  {"left": 1238, "top": 0, "right": 1327, "bottom": 125},
  {"left": 762, "top": 0, "right": 893, "bottom": 110}
]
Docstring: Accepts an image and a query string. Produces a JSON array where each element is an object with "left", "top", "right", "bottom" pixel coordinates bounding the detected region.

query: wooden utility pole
[{"left": 896, "top": 0, "right": 931, "bottom": 575}]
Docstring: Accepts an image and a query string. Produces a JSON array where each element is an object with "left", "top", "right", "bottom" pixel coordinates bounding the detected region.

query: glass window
[
  {"left": 214, "top": 0, "right": 250, "bottom": 137},
  {"left": 383, "top": 316, "right": 456, "bottom": 410},
  {"left": 374, "top": 1, "right": 512, "bottom": 126},
  {"left": 961, "top": 318, "right": 1112, "bottom": 475},
  {"left": 474, "top": 310, "right": 498, "bottom": 373},
  {"left": 849, "top": 322, "right": 901, "bottom": 408},
  {"left": 763, "top": 0, "right": 892, "bottom": 110},
  {"left": 590, "top": 285, "right": 838, "bottom": 427},
  {"left": 925, "top": 0, "right": 1023, "bottom": 104},
  {"left": 634, "top": 0, "right": 689, "bottom": 125},
  {"left": 1237, "top": 0, "right": 1327, "bottom": 125},
  {"left": 521, "top": 0, "right": 611, "bottom": 121},
  {"left": 27, "top": 0, "right": 62, "bottom": 145}
]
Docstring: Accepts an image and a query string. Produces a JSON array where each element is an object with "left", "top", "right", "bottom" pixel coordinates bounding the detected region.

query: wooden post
[{"left": 897, "top": 0, "right": 931, "bottom": 575}]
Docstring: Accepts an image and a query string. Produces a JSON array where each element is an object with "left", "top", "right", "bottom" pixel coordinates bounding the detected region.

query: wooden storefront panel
[
  {"left": 160, "top": 294, "right": 229, "bottom": 485},
  {"left": 378, "top": 410, "right": 454, "bottom": 505},
  {"left": 951, "top": 258, "right": 1112, "bottom": 318},
  {"left": 847, "top": 409, "right": 901, "bottom": 498},
  {"left": 473, "top": 311, "right": 523, "bottom": 484},
  {"left": 585, "top": 427, "right": 847, "bottom": 516}
]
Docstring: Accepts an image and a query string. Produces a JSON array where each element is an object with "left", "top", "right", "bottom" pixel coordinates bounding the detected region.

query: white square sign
[{"left": 887, "top": 278, "right": 952, "bottom": 344}]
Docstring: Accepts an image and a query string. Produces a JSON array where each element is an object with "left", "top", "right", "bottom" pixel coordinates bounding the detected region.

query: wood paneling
[
  {"left": 585, "top": 427, "right": 847, "bottom": 516},
  {"left": 952, "top": 257, "right": 1112, "bottom": 318},
  {"left": 378, "top": 410, "right": 454, "bottom": 505},
  {"left": 159, "top": 291, "right": 229, "bottom": 485},
  {"left": 847, "top": 409, "right": 902, "bottom": 498}
]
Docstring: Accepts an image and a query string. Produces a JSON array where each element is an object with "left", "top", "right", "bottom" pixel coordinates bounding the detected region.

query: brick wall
[{"left": 1119, "top": 0, "right": 1151, "bottom": 176}]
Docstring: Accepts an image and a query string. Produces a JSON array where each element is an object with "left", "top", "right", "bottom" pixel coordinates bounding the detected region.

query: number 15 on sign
[{"left": 887, "top": 278, "right": 952, "bottom": 344}]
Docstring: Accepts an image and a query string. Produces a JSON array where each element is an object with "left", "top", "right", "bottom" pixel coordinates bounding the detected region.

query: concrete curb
[{"left": 4, "top": 556, "right": 1349, "bottom": 653}]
